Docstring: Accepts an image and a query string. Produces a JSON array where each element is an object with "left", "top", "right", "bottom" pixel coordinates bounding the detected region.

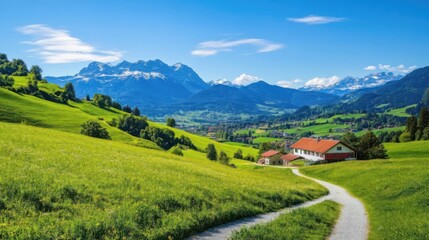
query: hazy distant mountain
[
  {"left": 301, "top": 72, "right": 403, "bottom": 96},
  {"left": 343, "top": 67, "right": 429, "bottom": 110},
  {"left": 46, "top": 60, "right": 209, "bottom": 107}
]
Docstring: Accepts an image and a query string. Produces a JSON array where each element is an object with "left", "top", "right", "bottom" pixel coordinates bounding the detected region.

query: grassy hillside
[
  {"left": 0, "top": 122, "right": 326, "bottom": 239},
  {"left": 301, "top": 141, "right": 429, "bottom": 240},
  {"left": 230, "top": 200, "right": 340, "bottom": 240},
  {"left": 0, "top": 84, "right": 258, "bottom": 158}
]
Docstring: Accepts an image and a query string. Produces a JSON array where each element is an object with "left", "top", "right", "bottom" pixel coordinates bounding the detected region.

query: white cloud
[
  {"left": 232, "top": 73, "right": 261, "bottom": 86},
  {"left": 365, "top": 64, "right": 417, "bottom": 73},
  {"left": 276, "top": 79, "right": 301, "bottom": 89},
  {"left": 18, "top": 24, "right": 123, "bottom": 64},
  {"left": 304, "top": 76, "right": 340, "bottom": 88},
  {"left": 364, "top": 65, "right": 376, "bottom": 71},
  {"left": 288, "top": 15, "right": 346, "bottom": 25},
  {"left": 191, "top": 38, "right": 283, "bottom": 57}
]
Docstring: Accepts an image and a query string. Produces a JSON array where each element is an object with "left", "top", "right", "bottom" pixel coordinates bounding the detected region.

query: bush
[
  {"left": 399, "top": 132, "right": 412, "bottom": 142},
  {"left": 0, "top": 74, "right": 14, "bottom": 87},
  {"left": 175, "top": 135, "right": 196, "bottom": 150},
  {"left": 171, "top": 147, "right": 183, "bottom": 156},
  {"left": 122, "top": 105, "right": 132, "bottom": 113},
  {"left": 233, "top": 149, "right": 243, "bottom": 159},
  {"left": 112, "top": 101, "right": 122, "bottom": 110},
  {"left": 80, "top": 120, "right": 111, "bottom": 139},
  {"left": 117, "top": 115, "right": 148, "bottom": 137},
  {"left": 219, "top": 151, "right": 230, "bottom": 165},
  {"left": 132, "top": 107, "right": 141, "bottom": 116}
]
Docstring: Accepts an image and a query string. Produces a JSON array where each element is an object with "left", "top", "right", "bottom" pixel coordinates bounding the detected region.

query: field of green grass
[
  {"left": 385, "top": 104, "right": 416, "bottom": 117},
  {"left": 301, "top": 140, "right": 429, "bottom": 240},
  {"left": 0, "top": 122, "right": 327, "bottom": 239},
  {"left": 284, "top": 123, "right": 349, "bottom": 136},
  {"left": 252, "top": 137, "right": 283, "bottom": 144},
  {"left": 0, "top": 86, "right": 258, "bottom": 158},
  {"left": 230, "top": 200, "right": 340, "bottom": 240}
]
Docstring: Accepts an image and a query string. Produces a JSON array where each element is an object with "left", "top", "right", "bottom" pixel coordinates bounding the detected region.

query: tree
[
  {"left": 341, "top": 132, "right": 360, "bottom": 149},
  {"left": 175, "top": 135, "right": 196, "bottom": 150},
  {"left": 30, "top": 65, "right": 43, "bottom": 80},
  {"left": 219, "top": 151, "right": 230, "bottom": 165},
  {"left": 122, "top": 105, "right": 132, "bottom": 113},
  {"left": 233, "top": 149, "right": 243, "bottom": 159},
  {"left": 117, "top": 115, "right": 148, "bottom": 137},
  {"left": 259, "top": 142, "right": 271, "bottom": 154},
  {"left": 92, "top": 94, "right": 112, "bottom": 108},
  {"left": 171, "top": 147, "right": 183, "bottom": 156},
  {"left": 421, "top": 88, "right": 429, "bottom": 106},
  {"left": 359, "top": 131, "right": 387, "bottom": 159},
  {"left": 132, "top": 107, "right": 141, "bottom": 116},
  {"left": 406, "top": 116, "right": 418, "bottom": 140},
  {"left": 166, "top": 118, "right": 176, "bottom": 128},
  {"left": 85, "top": 95, "right": 91, "bottom": 101},
  {"left": 80, "top": 120, "right": 111, "bottom": 139},
  {"left": 64, "top": 82, "right": 76, "bottom": 101},
  {"left": 141, "top": 126, "right": 176, "bottom": 150},
  {"left": 422, "top": 127, "right": 429, "bottom": 140},
  {"left": 418, "top": 107, "right": 429, "bottom": 135},
  {"left": 111, "top": 101, "right": 122, "bottom": 110},
  {"left": 206, "top": 144, "right": 217, "bottom": 160},
  {"left": 0, "top": 74, "right": 14, "bottom": 87},
  {"left": 399, "top": 132, "right": 412, "bottom": 142}
]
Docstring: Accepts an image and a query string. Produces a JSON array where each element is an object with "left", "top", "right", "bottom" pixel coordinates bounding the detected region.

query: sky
[{"left": 1, "top": 0, "right": 429, "bottom": 88}]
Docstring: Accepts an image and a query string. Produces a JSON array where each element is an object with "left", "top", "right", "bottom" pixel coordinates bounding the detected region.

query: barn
[
  {"left": 290, "top": 137, "right": 356, "bottom": 162},
  {"left": 258, "top": 150, "right": 283, "bottom": 165}
]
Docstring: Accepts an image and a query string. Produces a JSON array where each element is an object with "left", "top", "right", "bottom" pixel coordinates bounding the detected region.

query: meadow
[
  {"left": 301, "top": 140, "right": 429, "bottom": 240},
  {"left": 0, "top": 85, "right": 258, "bottom": 158},
  {"left": 230, "top": 200, "right": 340, "bottom": 240},
  {"left": 0, "top": 122, "right": 327, "bottom": 239}
]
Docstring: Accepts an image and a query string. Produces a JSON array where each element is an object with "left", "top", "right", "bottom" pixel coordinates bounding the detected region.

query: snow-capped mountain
[
  {"left": 46, "top": 60, "right": 209, "bottom": 108},
  {"left": 301, "top": 72, "right": 403, "bottom": 96}
]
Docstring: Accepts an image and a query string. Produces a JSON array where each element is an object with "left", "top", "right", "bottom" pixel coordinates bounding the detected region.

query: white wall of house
[
  {"left": 292, "top": 148, "right": 324, "bottom": 161},
  {"left": 265, "top": 155, "right": 282, "bottom": 165},
  {"left": 325, "top": 143, "right": 354, "bottom": 154}
]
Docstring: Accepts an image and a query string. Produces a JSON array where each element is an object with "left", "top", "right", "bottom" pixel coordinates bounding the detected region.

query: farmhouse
[
  {"left": 258, "top": 150, "right": 283, "bottom": 165},
  {"left": 281, "top": 153, "right": 304, "bottom": 166},
  {"left": 290, "top": 137, "right": 356, "bottom": 162}
]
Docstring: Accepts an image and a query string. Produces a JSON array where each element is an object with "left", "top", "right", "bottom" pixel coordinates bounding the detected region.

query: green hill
[
  {"left": 0, "top": 122, "right": 325, "bottom": 239},
  {"left": 1, "top": 76, "right": 259, "bottom": 158},
  {"left": 301, "top": 140, "right": 429, "bottom": 240}
]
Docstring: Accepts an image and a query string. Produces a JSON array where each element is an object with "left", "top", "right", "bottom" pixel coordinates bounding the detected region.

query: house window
[{"left": 337, "top": 146, "right": 342, "bottom": 151}]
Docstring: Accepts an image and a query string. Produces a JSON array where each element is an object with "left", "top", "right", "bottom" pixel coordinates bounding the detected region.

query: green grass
[
  {"left": 0, "top": 86, "right": 258, "bottom": 157},
  {"left": 284, "top": 123, "right": 349, "bottom": 136},
  {"left": 12, "top": 76, "right": 63, "bottom": 94},
  {"left": 229, "top": 200, "right": 341, "bottom": 240},
  {"left": 385, "top": 104, "right": 416, "bottom": 117},
  {"left": 0, "top": 122, "right": 327, "bottom": 239},
  {"left": 355, "top": 126, "right": 405, "bottom": 137},
  {"left": 223, "top": 141, "right": 253, "bottom": 147},
  {"left": 252, "top": 137, "right": 283, "bottom": 144},
  {"left": 301, "top": 140, "right": 429, "bottom": 240}
]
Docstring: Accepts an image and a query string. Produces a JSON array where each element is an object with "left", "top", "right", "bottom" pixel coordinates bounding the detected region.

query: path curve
[{"left": 188, "top": 168, "right": 368, "bottom": 240}]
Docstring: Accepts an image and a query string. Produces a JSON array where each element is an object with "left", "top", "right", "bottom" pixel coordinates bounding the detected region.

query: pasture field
[
  {"left": 385, "top": 104, "right": 416, "bottom": 117},
  {"left": 301, "top": 140, "right": 429, "bottom": 240},
  {"left": 230, "top": 200, "right": 340, "bottom": 240},
  {"left": 252, "top": 137, "right": 283, "bottom": 144},
  {"left": 0, "top": 122, "right": 327, "bottom": 239},
  {"left": 0, "top": 87, "right": 258, "bottom": 158}
]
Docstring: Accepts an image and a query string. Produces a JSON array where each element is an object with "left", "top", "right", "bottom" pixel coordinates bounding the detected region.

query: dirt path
[{"left": 188, "top": 168, "right": 368, "bottom": 240}]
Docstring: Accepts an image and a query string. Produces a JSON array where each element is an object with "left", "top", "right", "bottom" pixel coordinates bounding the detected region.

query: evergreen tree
[
  {"left": 418, "top": 107, "right": 429, "bottom": 135},
  {"left": 341, "top": 131, "right": 360, "bottom": 149},
  {"left": 258, "top": 142, "right": 271, "bottom": 154},
  {"left": 30, "top": 65, "right": 42, "bottom": 80},
  {"left": 421, "top": 88, "right": 429, "bottom": 106},
  {"left": 122, "top": 105, "right": 132, "bottom": 113},
  {"left": 206, "top": 144, "right": 217, "bottom": 160},
  {"left": 132, "top": 107, "right": 141, "bottom": 116},
  {"left": 359, "top": 131, "right": 388, "bottom": 159},
  {"left": 64, "top": 82, "right": 76, "bottom": 101},
  {"left": 85, "top": 95, "right": 91, "bottom": 101},
  {"left": 406, "top": 116, "right": 418, "bottom": 140}
]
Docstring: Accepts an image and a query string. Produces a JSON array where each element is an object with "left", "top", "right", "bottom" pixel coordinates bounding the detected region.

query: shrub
[
  {"left": 0, "top": 74, "right": 14, "bottom": 87},
  {"left": 233, "top": 149, "right": 243, "bottom": 159},
  {"left": 132, "top": 107, "right": 141, "bottom": 116},
  {"left": 122, "top": 105, "right": 132, "bottom": 113},
  {"left": 399, "top": 132, "right": 412, "bottom": 142},
  {"left": 175, "top": 135, "right": 196, "bottom": 150},
  {"left": 80, "top": 120, "right": 111, "bottom": 139},
  {"left": 171, "top": 147, "right": 184, "bottom": 156},
  {"left": 219, "top": 151, "right": 230, "bottom": 165},
  {"left": 112, "top": 101, "right": 122, "bottom": 110}
]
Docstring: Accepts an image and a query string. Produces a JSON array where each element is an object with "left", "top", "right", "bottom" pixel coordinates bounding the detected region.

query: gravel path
[{"left": 188, "top": 168, "right": 368, "bottom": 240}]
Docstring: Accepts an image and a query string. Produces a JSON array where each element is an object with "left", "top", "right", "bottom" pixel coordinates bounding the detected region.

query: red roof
[
  {"left": 281, "top": 153, "right": 303, "bottom": 162},
  {"left": 261, "top": 150, "right": 280, "bottom": 157},
  {"left": 290, "top": 138, "right": 340, "bottom": 153}
]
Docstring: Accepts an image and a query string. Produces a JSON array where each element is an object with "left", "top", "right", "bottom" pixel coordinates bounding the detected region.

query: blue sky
[{"left": 1, "top": 0, "right": 428, "bottom": 88}]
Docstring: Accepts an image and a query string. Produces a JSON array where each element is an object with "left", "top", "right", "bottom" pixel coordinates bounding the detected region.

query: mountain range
[{"left": 47, "top": 59, "right": 429, "bottom": 120}]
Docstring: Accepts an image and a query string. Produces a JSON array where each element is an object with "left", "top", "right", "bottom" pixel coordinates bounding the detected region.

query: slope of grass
[
  {"left": 230, "top": 200, "right": 341, "bottom": 240},
  {"left": 284, "top": 123, "right": 349, "bottom": 135},
  {"left": 301, "top": 141, "right": 429, "bottom": 240},
  {"left": 386, "top": 104, "right": 416, "bottom": 117},
  {"left": 252, "top": 137, "right": 283, "bottom": 144},
  {"left": 0, "top": 88, "right": 161, "bottom": 149},
  {"left": 0, "top": 122, "right": 327, "bottom": 239}
]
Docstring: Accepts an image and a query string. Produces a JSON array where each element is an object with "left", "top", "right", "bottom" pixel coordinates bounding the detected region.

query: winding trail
[{"left": 188, "top": 168, "right": 368, "bottom": 240}]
